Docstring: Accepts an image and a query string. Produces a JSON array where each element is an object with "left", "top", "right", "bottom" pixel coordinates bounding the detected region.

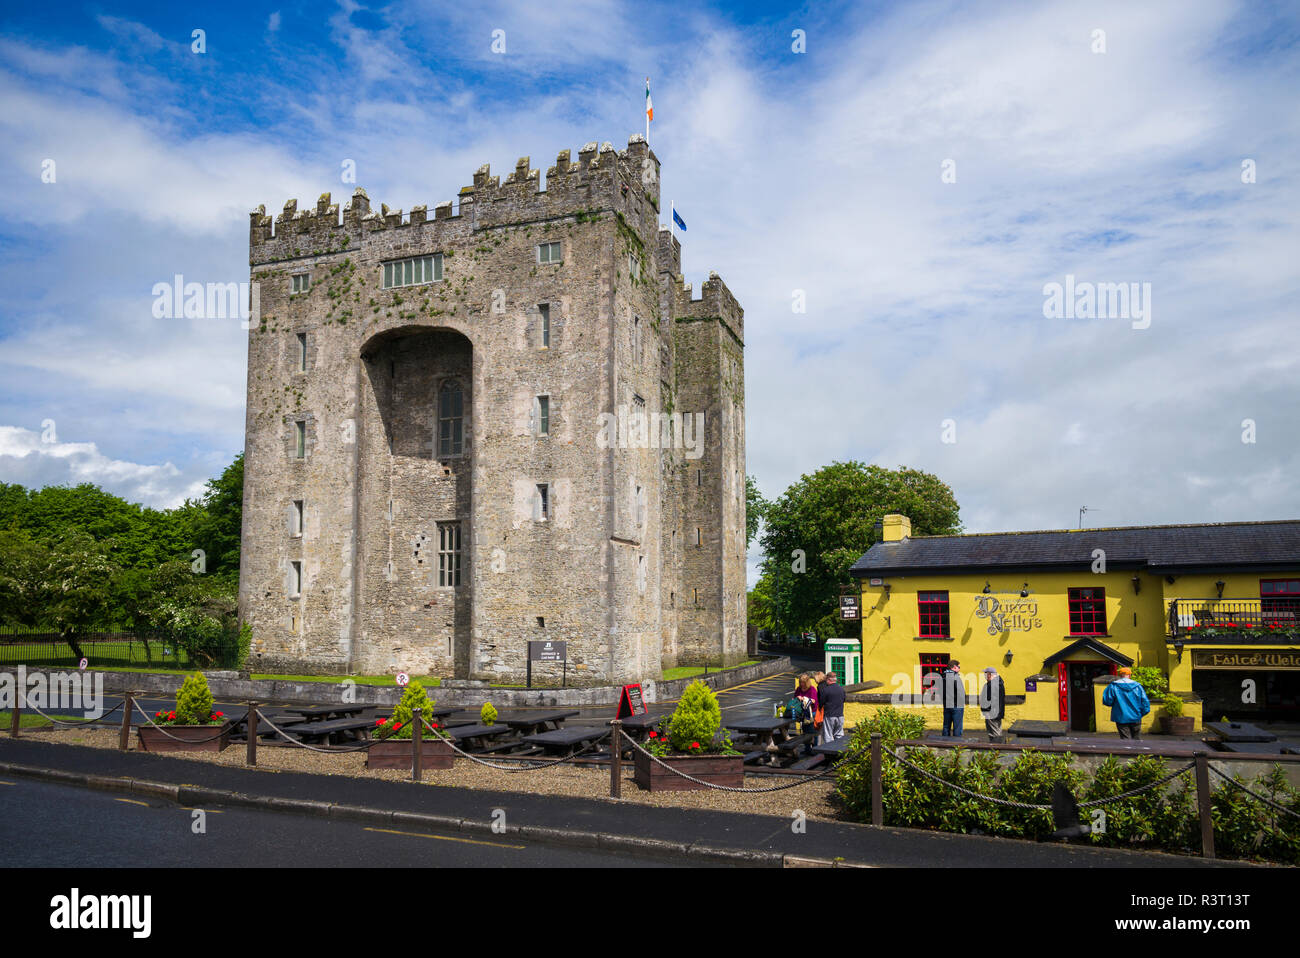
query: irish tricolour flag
[{"left": 645, "top": 77, "right": 653, "bottom": 124}]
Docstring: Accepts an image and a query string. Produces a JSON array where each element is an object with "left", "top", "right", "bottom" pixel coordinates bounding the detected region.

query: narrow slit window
[
  {"left": 438, "top": 522, "right": 461, "bottom": 587},
  {"left": 537, "top": 396, "right": 549, "bottom": 436},
  {"left": 539, "top": 304, "right": 550, "bottom": 348},
  {"left": 291, "top": 500, "right": 304, "bottom": 536},
  {"left": 439, "top": 382, "right": 464, "bottom": 456},
  {"left": 289, "top": 560, "right": 302, "bottom": 597},
  {"left": 295, "top": 421, "right": 306, "bottom": 459},
  {"left": 296, "top": 332, "right": 307, "bottom": 372},
  {"left": 537, "top": 484, "right": 550, "bottom": 521}
]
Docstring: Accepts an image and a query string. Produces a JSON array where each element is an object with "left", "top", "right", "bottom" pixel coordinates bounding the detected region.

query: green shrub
[
  {"left": 480, "top": 702, "right": 498, "bottom": 726},
  {"left": 174, "top": 671, "right": 215, "bottom": 725},
  {"left": 1162, "top": 694, "right": 1184, "bottom": 717},
  {"left": 1084, "top": 755, "right": 1195, "bottom": 851},
  {"left": 857, "top": 705, "right": 927, "bottom": 745},
  {"left": 379, "top": 680, "right": 439, "bottom": 740},
  {"left": 666, "top": 680, "right": 722, "bottom": 752},
  {"left": 1130, "top": 666, "right": 1168, "bottom": 698}
]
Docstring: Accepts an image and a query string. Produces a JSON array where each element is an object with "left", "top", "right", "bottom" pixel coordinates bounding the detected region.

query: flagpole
[{"left": 645, "top": 76, "right": 650, "bottom": 144}]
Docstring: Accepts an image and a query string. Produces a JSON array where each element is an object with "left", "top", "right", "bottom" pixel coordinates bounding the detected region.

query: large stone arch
[{"left": 353, "top": 326, "right": 474, "bottom": 677}]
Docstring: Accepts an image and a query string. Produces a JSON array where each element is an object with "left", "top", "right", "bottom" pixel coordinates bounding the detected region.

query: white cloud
[{"left": 0, "top": 426, "right": 208, "bottom": 508}]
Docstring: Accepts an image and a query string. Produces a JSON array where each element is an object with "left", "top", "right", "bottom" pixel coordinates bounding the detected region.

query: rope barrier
[
  {"left": 1207, "top": 764, "right": 1300, "bottom": 821},
  {"left": 19, "top": 698, "right": 124, "bottom": 726},
  {"left": 620, "top": 731, "right": 843, "bottom": 793},
  {"left": 421, "top": 716, "right": 611, "bottom": 771}
]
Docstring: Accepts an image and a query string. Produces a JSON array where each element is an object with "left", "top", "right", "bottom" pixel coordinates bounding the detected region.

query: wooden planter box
[
  {"left": 137, "top": 721, "right": 232, "bottom": 753},
  {"left": 366, "top": 738, "right": 455, "bottom": 770},
  {"left": 1162, "top": 715, "right": 1195, "bottom": 735},
  {"left": 633, "top": 750, "right": 744, "bottom": 792}
]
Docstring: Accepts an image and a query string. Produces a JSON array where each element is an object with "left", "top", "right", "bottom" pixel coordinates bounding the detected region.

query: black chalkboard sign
[{"left": 617, "top": 683, "right": 647, "bottom": 718}]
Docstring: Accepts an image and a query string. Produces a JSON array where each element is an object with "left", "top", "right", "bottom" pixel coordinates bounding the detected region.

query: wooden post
[
  {"left": 1195, "top": 751, "right": 1215, "bottom": 859},
  {"left": 246, "top": 701, "right": 258, "bottom": 767},
  {"left": 870, "top": 732, "right": 883, "bottom": 827},
  {"left": 9, "top": 681, "right": 20, "bottom": 738},
  {"left": 610, "top": 720, "right": 623, "bottom": 799},
  {"left": 119, "top": 691, "right": 133, "bottom": 750},
  {"left": 412, "top": 707, "right": 423, "bottom": 782}
]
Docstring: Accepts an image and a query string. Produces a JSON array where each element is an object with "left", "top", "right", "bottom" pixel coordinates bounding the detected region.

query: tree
[
  {"left": 746, "top": 569, "right": 777, "bottom": 631},
  {"left": 745, "top": 474, "right": 766, "bottom": 548},
  {"left": 0, "top": 529, "right": 117, "bottom": 659},
  {"left": 759, "top": 462, "right": 961, "bottom": 633},
  {"left": 188, "top": 453, "right": 243, "bottom": 581}
]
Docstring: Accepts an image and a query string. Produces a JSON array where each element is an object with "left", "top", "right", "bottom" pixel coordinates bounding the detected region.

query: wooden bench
[
  {"left": 775, "top": 733, "right": 815, "bottom": 756},
  {"left": 790, "top": 754, "right": 826, "bottom": 771},
  {"left": 288, "top": 717, "right": 374, "bottom": 745},
  {"left": 740, "top": 750, "right": 767, "bottom": 765}
]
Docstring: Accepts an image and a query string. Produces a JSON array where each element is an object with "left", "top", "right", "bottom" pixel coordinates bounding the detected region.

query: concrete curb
[{"left": 0, "top": 759, "right": 861, "bottom": 869}]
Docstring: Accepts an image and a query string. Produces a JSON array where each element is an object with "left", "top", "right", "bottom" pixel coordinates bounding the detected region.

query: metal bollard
[
  {"left": 870, "top": 732, "right": 883, "bottom": 827},
  {"left": 119, "top": 691, "right": 134, "bottom": 750},
  {"left": 10, "top": 684, "right": 20, "bottom": 739},
  {"left": 610, "top": 720, "right": 623, "bottom": 799},
  {"left": 413, "top": 707, "right": 423, "bottom": 782},
  {"left": 246, "top": 701, "right": 258, "bottom": 767},
  {"left": 1195, "top": 752, "right": 1215, "bottom": 859}
]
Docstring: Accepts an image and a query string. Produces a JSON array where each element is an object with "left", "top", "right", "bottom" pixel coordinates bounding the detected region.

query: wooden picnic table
[
  {"left": 811, "top": 736, "right": 852, "bottom": 757},
  {"left": 725, "top": 717, "right": 793, "bottom": 752},
  {"left": 285, "top": 716, "right": 374, "bottom": 745},
  {"left": 522, "top": 726, "right": 609, "bottom": 756},
  {"left": 443, "top": 723, "right": 512, "bottom": 750},
  {"left": 282, "top": 704, "right": 370, "bottom": 723},
  {"left": 1009, "top": 719, "right": 1067, "bottom": 739},
  {"left": 498, "top": 710, "right": 580, "bottom": 735},
  {"left": 1214, "top": 740, "right": 1298, "bottom": 755},
  {"left": 1205, "top": 721, "right": 1277, "bottom": 743}
]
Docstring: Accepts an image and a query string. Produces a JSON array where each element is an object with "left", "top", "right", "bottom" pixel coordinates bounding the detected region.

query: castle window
[
  {"left": 291, "top": 273, "right": 310, "bottom": 294},
  {"left": 537, "top": 242, "right": 562, "bottom": 264},
  {"left": 438, "top": 381, "right": 464, "bottom": 457},
  {"left": 695, "top": 527, "right": 702, "bottom": 547},
  {"left": 633, "top": 317, "right": 642, "bottom": 362},
  {"left": 382, "top": 254, "right": 442, "bottom": 289},
  {"left": 693, "top": 588, "right": 699, "bottom": 606},
  {"left": 438, "top": 522, "right": 461, "bottom": 587},
  {"left": 635, "top": 484, "right": 644, "bottom": 526},
  {"left": 535, "top": 395, "right": 550, "bottom": 436},
  {"left": 628, "top": 252, "right": 639, "bottom": 281},
  {"left": 294, "top": 421, "right": 306, "bottom": 459},
  {"left": 296, "top": 332, "right": 307, "bottom": 372},
  {"left": 290, "top": 500, "right": 304, "bottom": 537},
  {"left": 637, "top": 555, "right": 646, "bottom": 593},
  {"left": 289, "top": 560, "right": 302, "bottom": 598},
  {"left": 539, "top": 304, "right": 550, "bottom": 348},
  {"left": 536, "top": 484, "right": 550, "bottom": 521}
]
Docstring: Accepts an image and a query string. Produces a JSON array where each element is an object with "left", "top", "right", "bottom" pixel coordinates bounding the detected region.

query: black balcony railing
[{"left": 1167, "top": 597, "right": 1300, "bottom": 642}]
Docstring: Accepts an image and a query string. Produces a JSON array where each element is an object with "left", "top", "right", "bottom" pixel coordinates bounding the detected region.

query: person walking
[
  {"left": 941, "top": 660, "right": 966, "bottom": 738},
  {"left": 979, "top": 666, "right": 1005, "bottom": 743},
  {"left": 1102, "top": 667, "right": 1151, "bottom": 739},
  {"left": 819, "top": 671, "right": 847, "bottom": 744},
  {"left": 795, "top": 673, "right": 819, "bottom": 739}
]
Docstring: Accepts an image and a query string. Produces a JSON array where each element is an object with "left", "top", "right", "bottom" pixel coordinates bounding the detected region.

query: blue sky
[{"left": 1, "top": 1, "right": 1297, "bottom": 584}]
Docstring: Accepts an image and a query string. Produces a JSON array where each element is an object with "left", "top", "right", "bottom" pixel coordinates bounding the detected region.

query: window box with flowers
[
  {"left": 137, "top": 672, "right": 232, "bottom": 753},
  {"left": 365, "top": 680, "right": 455, "bottom": 770},
  {"left": 632, "top": 680, "right": 743, "bottom": 792}
]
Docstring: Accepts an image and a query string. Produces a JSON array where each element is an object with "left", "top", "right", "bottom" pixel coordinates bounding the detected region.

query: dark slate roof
[
  {"left": 850, "top": 520, "right": 1300, "bottom": 576},
  {"left": 1042, "top": 638, "right": 1133, "bottom": 668}
]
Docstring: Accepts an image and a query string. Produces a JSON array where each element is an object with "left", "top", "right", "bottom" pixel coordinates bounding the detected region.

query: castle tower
[{"left": 238, "top": 137, "right": 746, "bottom": 684}]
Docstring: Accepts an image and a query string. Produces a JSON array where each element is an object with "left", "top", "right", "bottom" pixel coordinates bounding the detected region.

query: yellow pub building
[{"left": 849, "top": 515, "right": 1300, "bottom": 733}]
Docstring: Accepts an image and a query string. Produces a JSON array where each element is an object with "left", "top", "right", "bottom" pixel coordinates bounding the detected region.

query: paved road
[{"left": 0, "top": 777, "right": 688, "bottom": 868}]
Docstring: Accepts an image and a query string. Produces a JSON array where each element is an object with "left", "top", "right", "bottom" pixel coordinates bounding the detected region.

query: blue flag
[{"left": 672, "top": 207, "right": 686, "bottom": 231}]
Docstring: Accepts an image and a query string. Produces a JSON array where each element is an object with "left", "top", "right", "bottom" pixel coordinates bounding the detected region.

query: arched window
[{"left": 439, "top": 381, "right": 464, "bottom": 457}]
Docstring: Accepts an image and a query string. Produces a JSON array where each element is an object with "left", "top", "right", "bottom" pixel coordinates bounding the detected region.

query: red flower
[
  {"left": 393, "top": 722, "right": 402, "bottom": 731},
  {"left": 376, "top": 718, "right": 387, "bottom": 726},
  {"left": 690, "top": 741, "right": 700, "bottom": 749},
  {"left": 168, "top": 711, "right": 176, "bottom": 721},
  {"left": 648, "top": 731, "right": 657, "bottom": 738},
  {"left": 213, "top": 712, "right": 224, "bottom": 718},
  {"left": 155, "top": 711, "right": 162, "bottom": 718}
]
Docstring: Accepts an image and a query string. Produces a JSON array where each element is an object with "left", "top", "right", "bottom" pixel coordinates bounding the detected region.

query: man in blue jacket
[{"left": 1101, "top": 667, "right": 1151, "bottom": 739}]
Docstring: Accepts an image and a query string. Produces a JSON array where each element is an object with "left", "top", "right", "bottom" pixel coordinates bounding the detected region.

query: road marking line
[
  {"left": 115, "top": 798, "right": 150, "bottom": 807},
  {"left": 717, "top": 672, "right": 795, "bottom": 694},
  {"left": 181, "top": 808, "right": 224, "bottom": 813},
  {"left": 0, "top": 780, "right": 14, "bottom": 786},
  {"left": 363, "top": 826, "right": 524, "bottom": 849}
]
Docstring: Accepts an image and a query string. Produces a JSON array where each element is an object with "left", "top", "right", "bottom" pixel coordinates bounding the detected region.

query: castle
[{"left": 238, "top": 135, "right": 747, "bottom": 684}]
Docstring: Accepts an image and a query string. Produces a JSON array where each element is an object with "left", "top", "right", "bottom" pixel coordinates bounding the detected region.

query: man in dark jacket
[
  {"left": 980, "top": 667, "right": 1006, "bottom": 742},
  {"left": 940, "top": 660, "right": 966, "bottom": 737},
  {"left": 819, "top": 672, "right": 848, "bottom": 744}
]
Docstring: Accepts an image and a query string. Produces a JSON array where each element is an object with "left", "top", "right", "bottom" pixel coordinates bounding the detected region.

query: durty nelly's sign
[
  {"left": 1192, "top": 650, "right": 1300, "bottom": 670},
  {"left": 975, "top": 595, "right": 1043, "bottom": 635}
]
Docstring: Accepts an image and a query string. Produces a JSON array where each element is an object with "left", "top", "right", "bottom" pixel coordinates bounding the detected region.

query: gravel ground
[{"left": 29, "top": 726, "right": 844, "bottom": 822}]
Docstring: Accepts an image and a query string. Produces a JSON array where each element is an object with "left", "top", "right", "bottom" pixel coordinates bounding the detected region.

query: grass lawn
[
  {"left": 661, "top": 660, "right": 760, "bottom": 681},
  {"left": 0, "top": 711, "right": 87, "bottom": 730}
]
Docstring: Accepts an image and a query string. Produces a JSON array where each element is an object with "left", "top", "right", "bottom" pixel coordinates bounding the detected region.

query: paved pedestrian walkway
[{"left": 0, "top": 738, "right": 1240, "bottom": 868}]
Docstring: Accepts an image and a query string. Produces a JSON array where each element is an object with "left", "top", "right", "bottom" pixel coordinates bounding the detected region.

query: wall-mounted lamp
[
  {"left": 1131, "top": 575, "right": 1141, "bottom": 595},
  {"left": 1166, "top": 575, "right": 1177, "bottom": 585},
  {"left": 1215, "top": 580, "right": 1226, "bottom": 599},
  {"left": 982, "top": 581, "right": 991, "bottom": 594},
  {"left": 1004, "top": 651, "right": 1014, "bottom": 665},
  {"left": 882, "top": 583, "right": 892, "bottom": 593},
  {"left": 1019, "top": 583, "right": 1030, "bottom": 598}
]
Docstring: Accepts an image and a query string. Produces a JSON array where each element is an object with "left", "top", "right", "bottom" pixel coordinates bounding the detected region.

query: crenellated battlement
[
  {"left": 250, "top": 135, "right": 660, "bottom": 264},
  {"left": 674, "top": 271, "right": 745, "bottom": 344}
]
